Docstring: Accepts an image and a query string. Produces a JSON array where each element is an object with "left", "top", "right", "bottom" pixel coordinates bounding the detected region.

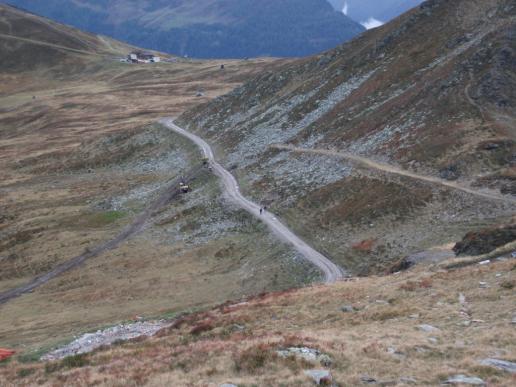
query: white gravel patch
[{"left": 42, "top": 321, "right": 172, "bottom": 361}]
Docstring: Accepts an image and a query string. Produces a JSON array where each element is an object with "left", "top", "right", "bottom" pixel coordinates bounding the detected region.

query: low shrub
[
  {"left": 60, "top": 353, "right": 90, "bottom": 369},
  {"left": 17, "top": 367, "right": 36, "bottom": 378},
  {"left": 400, "top": 278, "right": 433, "bottom": 291},
  {"left": 190, "top": 321, "right": 214, "bottom": 335},
  {"left": 233, "top": 344, "right": 276, "bottom": 373}
]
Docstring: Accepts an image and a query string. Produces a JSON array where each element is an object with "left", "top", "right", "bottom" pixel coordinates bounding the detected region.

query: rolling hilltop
[
  {"left": 6, "top": 0, "right": 365, "bottom": 58},
  {"left": 0, "top": 3, "right": 131, "bottom": 72}
]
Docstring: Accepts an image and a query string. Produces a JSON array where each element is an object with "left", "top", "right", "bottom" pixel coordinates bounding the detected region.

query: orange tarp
[{"left": 0, "top": 348, "right": 15, "bottom": 361}]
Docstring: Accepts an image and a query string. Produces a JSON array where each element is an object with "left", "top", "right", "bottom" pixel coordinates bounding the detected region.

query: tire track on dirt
[{"left": 0, "top": 168, "right": 202, "bottom": 305}]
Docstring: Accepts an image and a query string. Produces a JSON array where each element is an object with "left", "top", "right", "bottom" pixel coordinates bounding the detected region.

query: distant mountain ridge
[{"left": 5, "top": 0, "right": 365, "bottom": 58}]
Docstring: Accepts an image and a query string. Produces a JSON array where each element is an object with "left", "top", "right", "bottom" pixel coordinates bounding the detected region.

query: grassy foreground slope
[
  {"left": 0, "top": 3, "right": 307, "bottom": 353},
  {"left": 1, "top": 255, "right": 514, "bottom": 386}
]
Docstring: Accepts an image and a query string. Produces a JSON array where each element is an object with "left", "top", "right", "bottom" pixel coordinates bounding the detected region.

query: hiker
[
  {"left": 263, "top": 206, "right": 267, "bottom": 212},
  {"left": 260, "top": 208, "right": 263, "bottom": 215}
]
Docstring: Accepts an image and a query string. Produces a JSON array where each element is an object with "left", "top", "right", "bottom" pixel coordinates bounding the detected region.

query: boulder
[
  {"left": 453, "top": 224, "right": 516, "bottom": 256},
  {"left": 479, "top": 358, "right": 516, "bottom": 373},
  {"left": 305, "top": 369, "right": 332, "bottom": 385},
  {"left": 360, "top": 375, "right": 377, "bottom": 384},
  {"left": 418, "top": 324, "right": 440, "bottom": 333},
  {"left": 340, "top": 305, "right": 356, "bottom": 313},
  {"left": 439, "top": 165, "right": 461, "bottom": 181},
  {"left": 442, "top": 375, "right": 486, "bottom": 385},
  {"left": 276, "top": 347, "right": 332, "bottom": 366}
]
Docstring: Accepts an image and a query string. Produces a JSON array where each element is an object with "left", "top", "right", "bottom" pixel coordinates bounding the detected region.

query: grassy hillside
[
  {"left": 179, "top": 0, "right": 516, "bottom": 274},
  {"left": 1, "top": 252, "right": 514, "bottom": 385},
  {"left": 6, "top": 0, "right": 365, "bottom": 59},
  {"left": 0, "top": 3, "right": 304, "bottom": 354}
]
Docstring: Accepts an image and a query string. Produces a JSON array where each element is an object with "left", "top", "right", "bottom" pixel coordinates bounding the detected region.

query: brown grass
[
  {"left": 0, "top": 42, "right": 295, "bottom": 355},
  {"left": 352, "top": 238, "right": 377, "bottom": 252},
  {"left": 1, "top": 259, "right": 514, "bottom": 386}
]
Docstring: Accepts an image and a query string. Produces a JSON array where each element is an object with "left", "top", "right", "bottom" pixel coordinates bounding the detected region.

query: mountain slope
[
  {"left": 179, "top": 0, "right": 516, "bottom": 274},
  {"left": 6, "top": 0, "right": 365, "bottom": 58},
  {"left": 0, "top": 4, "right": 132, "bottom": 72},
  {"left": 0, "top": 3, "right": 302, "bottom": 355}
]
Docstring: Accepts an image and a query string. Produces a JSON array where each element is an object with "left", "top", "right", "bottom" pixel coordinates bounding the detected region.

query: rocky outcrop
[
  {"left": 442, "top": 375, "right": 486, "bottom": 385},
  {"left": 453, "top": 224, "right": 516, "bottom": 256},
  {"left": 479, "top": 358, "right": 516, "bottom": 374}
]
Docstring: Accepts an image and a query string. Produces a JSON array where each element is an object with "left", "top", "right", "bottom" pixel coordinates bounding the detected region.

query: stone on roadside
[
  {"left": 340, "top": 305, "right": 356, "bottom": 313},
  {"left": 305, "top": 369, "right": 332, "bottom": 385},
  {"left": 442, "top": 375, "right": 486, "bottom": 385},
  {"left": 418, "top": 324, "right": 440, "bottom": 333},
  {"left": 276, "top": 347, "right": 332, "bottom": 366},
  {"left": 479, "top": 358, "right": 516, "bottom": 374},
  {"left": 361, "top": 375, "right": 377, "bottom": 384}
]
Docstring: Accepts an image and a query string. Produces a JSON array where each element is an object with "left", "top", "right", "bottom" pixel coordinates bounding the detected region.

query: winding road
[
  {"left": 161, "top": 119, "right": 346, "bottom": 283},
  {"left": 0, "top": 120, "right": 345, "bottom": 306}
]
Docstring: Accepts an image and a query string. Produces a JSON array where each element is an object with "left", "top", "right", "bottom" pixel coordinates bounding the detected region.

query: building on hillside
[{"left": 128, "top": 51, "right": 161, "bottom": 63}]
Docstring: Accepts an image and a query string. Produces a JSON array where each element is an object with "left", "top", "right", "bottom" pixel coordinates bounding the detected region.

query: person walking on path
[{"left": 260, "top": 208, "right": 263, "bottom": 215}]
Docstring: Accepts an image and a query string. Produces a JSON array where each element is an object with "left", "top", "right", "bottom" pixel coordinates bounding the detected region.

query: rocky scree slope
[{"left": 179, "top": 0, "right": 516, "bottom": 274}]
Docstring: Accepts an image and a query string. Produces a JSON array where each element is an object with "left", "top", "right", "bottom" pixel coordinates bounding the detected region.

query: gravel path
[
  {"left": 161, "top": 118, "right": 346, "bottom": 283},
  {"left": 271, "top": 145, "right": 516, "bottom": 205}
]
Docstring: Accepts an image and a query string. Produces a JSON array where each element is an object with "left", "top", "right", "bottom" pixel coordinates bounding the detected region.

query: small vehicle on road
[{"left": 179, "top": 182, "right": 190, "bottom": 193}]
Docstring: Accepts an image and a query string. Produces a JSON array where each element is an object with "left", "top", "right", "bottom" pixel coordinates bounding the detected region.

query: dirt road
[
  {"left": 161, "top": 119, "right": 346, "bottom": 283},
  {"left": 0, "top": 169, "right": 201, "bottom": 305},
  {"left": 0, "top": 33, "right": 103, "bottom": 56},
  {"left": 271, "top": 144, "right": 516, "bottom": 205}
]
